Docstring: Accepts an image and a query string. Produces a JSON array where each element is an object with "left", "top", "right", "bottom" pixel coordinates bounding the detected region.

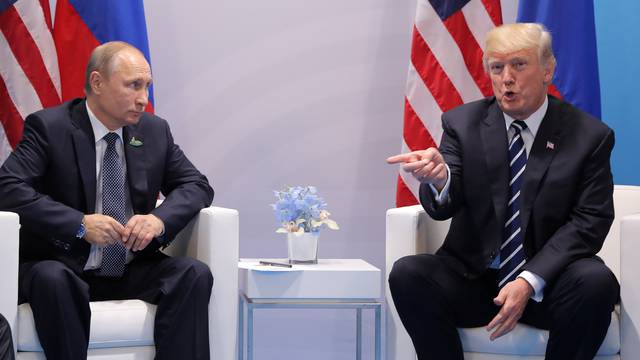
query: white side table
[{"left": 238, "top": 259, "right": 382, "bottom": 360}]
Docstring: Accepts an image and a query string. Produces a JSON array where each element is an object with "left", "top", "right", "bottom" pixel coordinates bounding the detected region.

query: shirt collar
[
  {"left": 85, "top": 101, "right": 123, "bottom": 144},
  {"left": 503, "top": 96, "right": 548, "bottom": 137}
]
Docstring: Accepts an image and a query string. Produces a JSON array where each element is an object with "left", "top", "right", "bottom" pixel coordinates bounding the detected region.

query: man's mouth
[{"left": 503, "top": 91, "right": 516, "bottom": 101}]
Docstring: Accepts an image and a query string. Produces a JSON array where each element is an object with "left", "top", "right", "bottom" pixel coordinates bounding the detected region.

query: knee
[
  {"left": 565, "top": 262, "right": 618, "bottom": 310},
  {"left": 0, "top": 313, "right": 8, "bottom": 329},
  {"left": 389, "top": 255, "right": 432, "bottom": 293},
  {"left": 176, "top": 258, "right": 214, "bottom": 290},
  {"left": 27, "top": 261, "right": 77, "bottom": 291}
]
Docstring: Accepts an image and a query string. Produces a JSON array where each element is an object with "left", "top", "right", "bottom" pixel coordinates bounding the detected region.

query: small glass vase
[{"left": 287, "top": 232, "right": 319, "bottom": 264}]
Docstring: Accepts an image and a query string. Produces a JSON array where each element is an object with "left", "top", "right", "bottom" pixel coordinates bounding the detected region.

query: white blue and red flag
[
  {"left": 53, "top": 0, "right": 154, "bottom": 109},
  {"left": 517, "top": 0, "right": 600, "bottom": 119}
]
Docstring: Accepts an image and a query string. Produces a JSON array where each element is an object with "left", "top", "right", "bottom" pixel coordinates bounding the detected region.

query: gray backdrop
[{"left": 142, "top": 1, "right": 515, "bottom": 358}]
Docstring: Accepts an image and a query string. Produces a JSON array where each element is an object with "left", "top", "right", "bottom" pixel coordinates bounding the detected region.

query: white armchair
[
  {"left": 386, "top": 185, "right": 640, "bottom": 360},
  {"left": 0, "top": 206, "right": 239, "bottom": 360}
]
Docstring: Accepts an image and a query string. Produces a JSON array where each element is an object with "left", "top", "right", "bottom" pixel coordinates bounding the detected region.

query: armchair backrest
[
  {"left": 600, "top": 185, "right": 640, "bottom": 281},
  {"left": 0, "top": 212, "right": 19, "bottom": 351}
]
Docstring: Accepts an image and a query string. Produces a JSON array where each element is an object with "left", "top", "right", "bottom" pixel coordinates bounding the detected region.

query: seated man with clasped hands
[{"left": 0, "top": 41, "right": 214, "bottom": 360}]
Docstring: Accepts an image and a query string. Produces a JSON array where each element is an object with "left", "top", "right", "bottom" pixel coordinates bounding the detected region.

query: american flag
[
  {"left": 395, "top": 0, "right": 503, "bottom": 206},
  {"left": 0, "top": 0, "right": 61, "bottom": 165}
]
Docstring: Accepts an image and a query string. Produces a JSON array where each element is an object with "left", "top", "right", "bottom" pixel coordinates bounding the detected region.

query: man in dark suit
[
  {"left": 0, "top": 41, "right": 214, "bottom": 359},
  {"left": 0, "top": 314, "right": 14, "bottom": 360},
  {"left": 387, "top": 23, "right": 618, "bottom": 359}
]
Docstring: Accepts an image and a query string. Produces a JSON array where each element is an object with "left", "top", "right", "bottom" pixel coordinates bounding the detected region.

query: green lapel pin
[{"left": 129, "top": 137, "right": 143, "bottom": 147}]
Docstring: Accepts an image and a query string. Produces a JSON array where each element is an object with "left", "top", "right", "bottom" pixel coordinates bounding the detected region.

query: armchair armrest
[
  {"left": 385, "top": 205, "right": 449, "bottom": 360},
  {"left": 620, "top": 213, "right": 640, "bottom": 359},
  {"left": 0, "top": 212, "right": 19, "bottom": 352},
  {"left": 164, "top": 206, "right": 239, "bottom": 360}
]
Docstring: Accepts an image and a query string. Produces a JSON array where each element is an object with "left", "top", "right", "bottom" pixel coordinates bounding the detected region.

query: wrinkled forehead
[{"left": 110, "top": 50, "right": 152, "bottom": 77}]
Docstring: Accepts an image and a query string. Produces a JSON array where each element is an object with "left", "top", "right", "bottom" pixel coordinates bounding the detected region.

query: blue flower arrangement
[{"left": 271, "top": 186, "right": 339, "bottom": 233}]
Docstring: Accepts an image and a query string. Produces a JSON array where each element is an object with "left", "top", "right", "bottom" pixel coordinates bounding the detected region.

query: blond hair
[{"left": 483, "top": 23, "right": 556, "bottom": 72}]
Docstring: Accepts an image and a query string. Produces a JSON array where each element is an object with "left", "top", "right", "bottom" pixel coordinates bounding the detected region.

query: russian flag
[
  {"left": 53, "top": 0, "right": 154, "bottom": 111},
  {"left": 517, "top": 0, "right": 601, "bottom": 119}
]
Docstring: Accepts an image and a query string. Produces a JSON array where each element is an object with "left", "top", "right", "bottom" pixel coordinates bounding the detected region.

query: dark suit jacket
[
  {"left": 420, "top": 96, "right": 614, "bottom": 285},
  {"left": 0, "top": 98, "right": 214, "bottom": 274}
]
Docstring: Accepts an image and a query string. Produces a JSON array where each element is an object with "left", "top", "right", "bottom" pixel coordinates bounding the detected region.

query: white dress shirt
[
  {"left": 83, "top": 102, "right": 135, "bottom": 270},
  {"left": 429, "top": 97, "right": 549, "bottom": 301}
]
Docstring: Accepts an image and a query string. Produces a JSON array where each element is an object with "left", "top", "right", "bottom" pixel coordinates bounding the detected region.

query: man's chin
[
  {"left": 126, "top": 114, "right": 142, "bottom": 125},
  {"left": 498, "top": 101, "right": 524, "bottom": 119}
]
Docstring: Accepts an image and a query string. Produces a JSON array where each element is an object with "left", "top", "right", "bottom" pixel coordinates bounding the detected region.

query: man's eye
[
  {"left": 514, "top": 61, "right": 527, "bottom": 70},
  {"left": 490, "top": 64, "right": 503, "bottom": 74}
]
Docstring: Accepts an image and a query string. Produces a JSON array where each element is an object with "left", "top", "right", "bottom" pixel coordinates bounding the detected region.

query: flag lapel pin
[
  {"left": 129, "top": 137, "right": 143, "bottom": 147},
  {"left": 546, "top": 141, "right": 555, "bottom": 150}
]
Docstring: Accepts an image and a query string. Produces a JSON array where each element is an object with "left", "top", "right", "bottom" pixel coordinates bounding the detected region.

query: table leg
[
  {"left": 238, "top": 296, "right": 244, "bottom": 360},
  {"left": 356, "top": 308, "right": 362, "bottom": 360},
  {"left": 375, "top": 304, "right": 381, "bottom": 360},
  {"left": 247, "top": 303, "right": 254, "bottom": 360}
]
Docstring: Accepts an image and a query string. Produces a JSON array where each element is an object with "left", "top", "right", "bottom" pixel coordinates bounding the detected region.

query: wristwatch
[{"left": 76, "top": 221, "right": 86, "bottom": 239}]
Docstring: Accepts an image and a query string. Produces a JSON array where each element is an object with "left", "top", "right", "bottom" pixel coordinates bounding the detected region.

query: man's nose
[
  {"left": 136, "top": 89, "right": 148, "bottom": 108},
  {"left": 502, "top": 66, "right": 515, "bottom": 85}
]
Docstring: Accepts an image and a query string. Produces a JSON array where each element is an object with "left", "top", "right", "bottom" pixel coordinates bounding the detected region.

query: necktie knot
[
  {"left": 510, "top": 120, "right": 528, "bottom": 134},
  {"left": 103, "top": 132, "right": 119, "bottom": 147}
]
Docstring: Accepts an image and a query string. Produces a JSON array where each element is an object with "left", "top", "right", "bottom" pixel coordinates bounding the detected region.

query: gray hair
[{"left": 84, "top": 41, "right": 144, "bottom": 94}]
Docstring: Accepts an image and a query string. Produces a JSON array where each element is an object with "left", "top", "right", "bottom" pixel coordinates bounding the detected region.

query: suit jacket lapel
[
  {"left": 123, "top": 126, "right": 148, "bottom": 213},
  {"left": 481, "top": 101, "right": 510, "bottom": 228},
  {"left": 71, "top": 101, "right": 97, "bottom": 213},
  {"left": 520, "top": 97, "right": 564, "bottom": 239}
]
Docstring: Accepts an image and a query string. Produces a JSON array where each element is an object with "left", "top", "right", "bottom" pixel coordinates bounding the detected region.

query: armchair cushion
[
  {"left": 458, "top": 309, "right": 619, "bottom": 355},
  {"left": 17, "top": 300, "right": 156, "bottom": 351}
]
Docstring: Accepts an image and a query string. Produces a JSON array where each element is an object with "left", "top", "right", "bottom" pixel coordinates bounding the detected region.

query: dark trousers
[
  {"left": 19, "top": 253, "right": 213, "bottom": 360},
  {"left": 388, "top": 254, "right": 619, "bottom": 360},
  {"left": 0, "top": 314, "right": 14, "bottom": 360}
]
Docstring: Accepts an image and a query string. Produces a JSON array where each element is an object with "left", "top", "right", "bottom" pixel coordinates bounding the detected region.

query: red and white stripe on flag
[
  {"left": 396, "top": 0, "right": 502, "bottom": 207},
  {"left": 0, "top": 0, "right": 60, "bottom": 165}
]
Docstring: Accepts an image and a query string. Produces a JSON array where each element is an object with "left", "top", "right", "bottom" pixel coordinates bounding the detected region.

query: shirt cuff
[
  {"left": 518, "top": 271, "right": 546, "bottom": 302},
  {"left": 427, "top": 164, "right": 451, "bottom": 205}
]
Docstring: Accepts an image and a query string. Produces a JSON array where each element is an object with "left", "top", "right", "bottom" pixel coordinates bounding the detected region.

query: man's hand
[
  {"left": 386, "top": 148, "right": 448, "bottom": 191},
  {"left": 486, "top": 278, "right": 533, "bottom": 340},
  {"left": 83, "top": 214, "right": 125, "bottom": 247},
  {"left": 122, "top": 214, "right": 164, "bottom": 252}
]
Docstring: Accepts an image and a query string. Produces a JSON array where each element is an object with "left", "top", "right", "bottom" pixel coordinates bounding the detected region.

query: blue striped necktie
[
  {"left": 98, "top": 132, "right": 128, "bottom": 277},
  {"left": 499, "top": 120, "right": 528, "bottom": 288}
]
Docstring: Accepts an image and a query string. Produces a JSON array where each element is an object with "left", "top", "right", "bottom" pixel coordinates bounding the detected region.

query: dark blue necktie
[
  {"left": 98, "top": 132, "right": 127, "bottom": 277},
  {"left": 499, "top": 120, "right": 528, "bottom": 287}
]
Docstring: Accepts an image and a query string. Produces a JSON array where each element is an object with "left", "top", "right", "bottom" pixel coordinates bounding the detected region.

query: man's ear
[
  {"left": 543, "top": 61, "right": 555, "bottom": 85},
  {"left": 89, "top": 71, "right": 103, "bottom": 95}
]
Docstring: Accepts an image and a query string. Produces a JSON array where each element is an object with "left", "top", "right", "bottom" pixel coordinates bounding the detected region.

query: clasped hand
[
  {"left": 82, "top": 213, "right": 164, "bottom": 251},
  {"left": 386, "top": 148, "right": 448, "bottom": 190}
]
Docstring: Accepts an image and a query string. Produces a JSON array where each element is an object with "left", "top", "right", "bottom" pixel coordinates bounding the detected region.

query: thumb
[{"left": 493, "top": 290, "right": 507, "bottom": 306}]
